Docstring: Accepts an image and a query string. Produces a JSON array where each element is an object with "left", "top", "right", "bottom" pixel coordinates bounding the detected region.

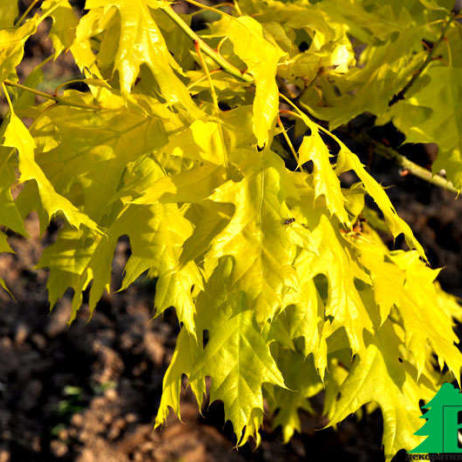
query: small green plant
[
  {"left": 1, "top": 1, "right": 461, "bottom": 459},
  {"left": 91, "top": 381, "right": 117, "bottom": 395},
  {"left": 57, "top": 386, "right": 85, "bottom": 418}
]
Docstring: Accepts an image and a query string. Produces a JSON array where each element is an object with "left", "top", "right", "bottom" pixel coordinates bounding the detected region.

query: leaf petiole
[
  {"left": 161, "top": 5, "right": 253, "bottom": 83},
  {"left": 2, "top": 80, "right": 101, "bottom": 111}
]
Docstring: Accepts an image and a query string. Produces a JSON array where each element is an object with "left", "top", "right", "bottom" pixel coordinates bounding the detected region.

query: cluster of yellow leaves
[
  {"left": 243, "top": 0, "right": 462, "bottom": 188},
  {"left": 0, "top": 1, "right": 461, "bottom": 460}
]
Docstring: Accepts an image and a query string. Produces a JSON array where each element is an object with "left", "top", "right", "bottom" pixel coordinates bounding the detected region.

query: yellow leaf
[
  {"left": 0, "top": 19, "right": 37, "bottom": 81},
  {"left": 212, "top": 16, "right": 285, "bottom": 146},
  {"left": 2, "top": 112, "right": 99, "bottom": 232},
  {"left": 299, "top": 131, "right": 349, "bottom": 224},
  {"left": 0, "top": 1, "right": 18, "bottom": 28},
  {"left": 42, "top": 0, "right": 79, "bottom": 56},
  {"left": 326, "top": 321, "right": 437, "bottom": 461},
  {"left": 83, "top": 0, "right": 201, "bottom": 115},
  {"left": 208, "top": 151, "right": 297, "bottom": 322}
]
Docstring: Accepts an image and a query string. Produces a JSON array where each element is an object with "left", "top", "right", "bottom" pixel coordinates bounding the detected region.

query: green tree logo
[{"left": 411, "top": 383, "right": 462, "bottom": 454}]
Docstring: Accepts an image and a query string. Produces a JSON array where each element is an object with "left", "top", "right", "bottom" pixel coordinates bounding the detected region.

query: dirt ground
[
  {"left": 0, "top": 211, "right": 393, "bottom": 462},
  {"left": 1, "top": 2, "right": 462, "bottom": 461}
]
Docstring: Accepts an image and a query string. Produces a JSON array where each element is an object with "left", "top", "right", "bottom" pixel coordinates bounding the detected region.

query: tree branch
[
  {"left": 389, "top": 13, "right": 455, "bottom": 106},
  {"left": 161, "top": 5, "right": 253, "bottom": 83},
  {"left": 183, "top": 0, "right": 236, "bottom": 15},
  {"left": 3, "top": 79, "right": 101, "bottom": 110},
  {"left": 361, "top": 134, "right": 459, "bottom": 194},
  {"left": 16, "top": 0, "right": 40, "bottom": 26}
]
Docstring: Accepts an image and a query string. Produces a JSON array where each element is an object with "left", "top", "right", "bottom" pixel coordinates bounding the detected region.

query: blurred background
[{"left": 1, "top": 1, "right": 461, "bottom": 461}]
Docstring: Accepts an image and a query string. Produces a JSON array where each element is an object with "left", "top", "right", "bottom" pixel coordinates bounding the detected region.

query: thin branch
[
  {"left": 194, "top": 40, "right": 219, "bottom": 111},
  {"left": 389, "top": 13, "right": 455, "bottom": 106},
  {"left": 53, "top": 78, "right": 93, "bottom": 96},
  {"left": 183, "top": 0, "right": 236, "bottom": 15},
  {"left": 1, "top": 82, "right": 15, "bottom": 113},
  {"left": 279, "top": 92, "right": 460, "bottom": 194},
  {"left": 161, "top": 5, "right": 253, "bottom": 83},
  {"left": 361, "top": 135, "right": 459, "bottom": 195},
  {"left": 16, "top": 0, "right": 41, "bottom": 26},
  {"left": 187, "top": 69, "right": 222, "bottom": 90},
  {"left": 277, "top": 115, "right": 300, "bottom": 168},
  {"left": 279, "top": 92, "right": 308, "bottom": 120},
  {"left": 233, "top": 0, "right": 242, "bottom": 15},
  {"left": 3, "top": 79, "right": 101, "bottom": 111}
]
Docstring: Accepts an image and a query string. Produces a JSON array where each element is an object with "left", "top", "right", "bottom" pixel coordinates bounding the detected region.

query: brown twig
[
  {"left": 161, "top": 5, "right": 253, "bottom": 83},
  {"left": 360, "top": 134, "right": 459, "bottom": 194},
  {"left": 389, "top": 13, "right": 455, "bottom": 106},
  {"left": 3, "top": 79, "right": 101, "bottom": 110}
]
